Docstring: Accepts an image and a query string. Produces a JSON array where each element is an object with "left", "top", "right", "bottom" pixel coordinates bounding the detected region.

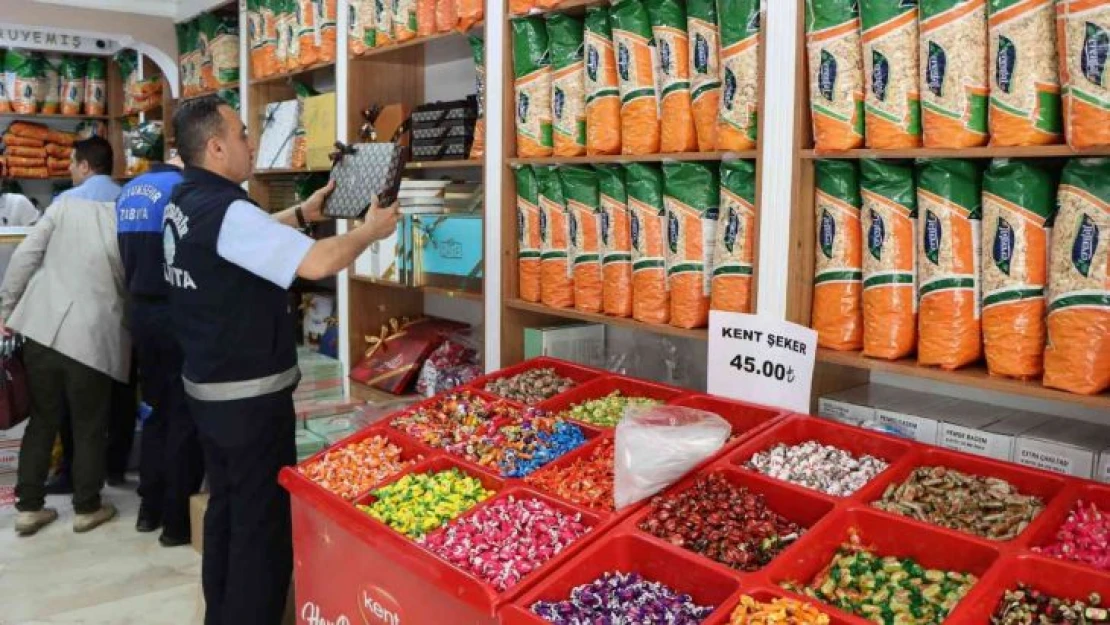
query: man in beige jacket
[{"left": 0, "top": 191, "right": 131, "bottom": 536}]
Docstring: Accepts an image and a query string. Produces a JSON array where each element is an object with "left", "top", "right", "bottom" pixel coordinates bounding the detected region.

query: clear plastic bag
[{"left": 614, "top": 404, "right": 731, "bottom": 509}]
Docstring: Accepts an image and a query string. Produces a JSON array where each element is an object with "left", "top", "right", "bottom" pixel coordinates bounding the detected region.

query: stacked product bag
[
  {"left": 537, "top": 166, "right": 574, "bottom": 308},
  {"left": 805, "top": 0, "right": 866, "bottom": 151},
  {"left": 584, "top": 7, "right": 622, "bottom": 156},
  {"left": 716, "top": 0, "right": 761, "bottom": 151},
  {"left": 512, "top": 17, "right": 554, "bottom": 158},
  {"left": 647, "top": 0, "right": 698, "bottom": 153},
  {"left": 241, "top": 0, "right": 332, "bottom": 79},
  {"left": 597, "top": 165, "right": 633, "bottom": 317},
  {"left": 860, "top": 0, "right": 921, "bottom": 149},
  {"left": 561, "top": 166, "right": 603, "bottom": 313},
  {"left": 812, "top": 159, "right": 864, "bottom": 350},
  {"left": 515, "top": 166, "right": 543, "bottom": 304},
  {"left": 627, "top": 163, "right": 669, "bottom": 323},
  {"left": 611, "top": 0, "right": 661, "bottom": 155},
  {"left": 687, "top": 0, "right": 721, "bottom": 151},
  {"left": 548, "top": 15, "right": 587, "bottom": 157},
  {"left": 919, "top": 0, "right": 988, "bottom": 148},
  {"left": 709, "top": 160, "right": 757, "bottom": 313},
  {"left": 663, "top": 161, "right": 718, "bottom": 328}
]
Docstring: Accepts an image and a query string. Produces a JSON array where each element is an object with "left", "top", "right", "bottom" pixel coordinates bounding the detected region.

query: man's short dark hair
[
  {"left": 173, "top": 95, "right": 229, "bottom": 167},
  {"left": 73, "top": 136, "right": 114, "bottom": 175}
]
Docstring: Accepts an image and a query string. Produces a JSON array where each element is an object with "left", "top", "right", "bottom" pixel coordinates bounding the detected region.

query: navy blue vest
[
  {"left": 165, "top": 167, "right": 297, "bottom": 386},
  {"left": 117, "top": 163, "right": 183, "bottom": 299}
]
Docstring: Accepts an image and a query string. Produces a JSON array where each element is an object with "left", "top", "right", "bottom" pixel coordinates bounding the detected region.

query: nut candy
[
  {"left": 531, "top": 571, "right": 716, "bottom": 624},
  {"left": 526, "top": 438, "right": 616, "bottom": 512},
  {"left": 746, "top": 441, "right": 889, "bottom": 496},
  {"left": 297, "top": 435, "right": 423, "bottom": 501},
  {"left": 639, "top": 473, "right": 803, "bottom": 572},
  {"left": 991, "top": 585, "right": 1110, "bottom": 624},
  {"left": 1035, "top": 500, "right": 1110, "bottom": 571},
  {"left": 729, "top": 595, "right": 830, "bottom": 625},
  {"left": 357, "top": 468, "right": 494, "bottom": 539},
  {"left": 872, "top": 466, "right": 1045, "bottom": 541},
  {"left": 559, "top": 391, "right": 662, "bottom": 428},
  {"left": 420, "top": 496, "right": 591, "bottom": 591},
  {"left": 484, "top": 367, "right": 577, "bottom": 404}
]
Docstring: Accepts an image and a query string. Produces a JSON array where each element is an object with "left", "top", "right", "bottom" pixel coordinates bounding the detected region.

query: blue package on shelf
[{"left": 412, "top": 214, "right": 483, "bottom": 292}]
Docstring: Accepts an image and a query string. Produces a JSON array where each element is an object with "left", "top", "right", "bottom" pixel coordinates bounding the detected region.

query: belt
[{"left": 183, "top": 365, "right": 301, "bottom": 402}]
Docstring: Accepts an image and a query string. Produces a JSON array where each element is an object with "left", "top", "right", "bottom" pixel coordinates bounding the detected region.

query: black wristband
[{"left": 295, "top": 205, "right": 309, "bottom": 229}]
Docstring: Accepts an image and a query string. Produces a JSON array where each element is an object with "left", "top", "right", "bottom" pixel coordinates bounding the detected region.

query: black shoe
[
  {"left": 136, "top": 506, "right": 162, "bottom": 533},
  {"left": 159, "top": 533, "right": 191, "bottom": 548},
  {"left": 44, "top": 473, "right": 74, "bottom": 496},
  {"left": 106, "top": 473, "right": 127, "bottom": 487}
]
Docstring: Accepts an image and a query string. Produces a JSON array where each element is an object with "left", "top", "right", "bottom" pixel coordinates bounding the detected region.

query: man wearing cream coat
[{"left": 0, "top": 193, "right": 131, "bottom": 536}]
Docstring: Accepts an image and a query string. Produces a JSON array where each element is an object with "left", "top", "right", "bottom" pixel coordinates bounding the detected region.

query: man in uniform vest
[{"left": 166, "top": 96, "right": 400, "bottom": 624}]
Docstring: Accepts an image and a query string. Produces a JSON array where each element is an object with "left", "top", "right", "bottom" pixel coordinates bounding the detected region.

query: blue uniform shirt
[
  {"left": 58, "top": 174, "right": 122, "bottom": 202},
  {"left": 117, "top": 163, "right": 184, "bottom": 298}
]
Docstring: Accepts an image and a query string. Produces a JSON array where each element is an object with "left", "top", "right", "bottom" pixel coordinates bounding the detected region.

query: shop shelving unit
[{"left": 783, "top": 0, "right": 1110, "bottom": 411}]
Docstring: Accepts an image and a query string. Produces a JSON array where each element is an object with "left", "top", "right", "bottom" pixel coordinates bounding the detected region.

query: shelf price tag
[{"left": 706, "top": 311, "right": 817, "bottom": 413}]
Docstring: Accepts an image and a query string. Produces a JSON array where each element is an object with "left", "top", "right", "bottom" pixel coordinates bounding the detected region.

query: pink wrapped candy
[
  {"left": 1035, "top": 500, "right": 1110, "bottom": 571},
  {"left": 419, "top": 496, "right": 591, "bottom": 591}
]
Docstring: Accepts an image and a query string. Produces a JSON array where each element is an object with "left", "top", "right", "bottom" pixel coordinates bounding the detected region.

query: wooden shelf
[
  {"left": 254, "top": 167, "right": 331, "bottom": 177},
  {"left": 800, "top": 145, "right": 1110, "bottom": 159},
  {"left": 406, "top": 159, "right": 482, "bottom": 170},
  {"left": 508, "top": 150, "right": 757, "bottom": 166},
  {"left": 249, "top": 61, "right": 335, "bottom": 86},
  {"left": 351, "top": 24, "right": 485, "bottom": 60},
  {"left": 0, "top": 112, "right": 110, "bottom": 121},
  {"left": 179, "top": 83, "right": 240, "bottom": 102},
  {"left": 816, "top": 349, "right": 1110, "bottom": 410},
  {"left": 505, "top": 299, "right": 709, "bottom": 341},
  {"left": 351, "top": 275, "right": 482, "bottom": 301}
]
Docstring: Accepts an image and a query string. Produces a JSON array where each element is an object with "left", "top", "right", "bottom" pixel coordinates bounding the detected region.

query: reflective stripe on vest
[{"left": 182, "top": 365, "right": 301, "bottom": 402}]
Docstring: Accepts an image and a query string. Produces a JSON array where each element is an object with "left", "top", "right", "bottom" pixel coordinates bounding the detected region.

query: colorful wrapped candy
[
  {"left": 1035, "top": 501, "right": 1110, "bottom": 572},
  {"left": 531, "top": 572, "right": 715, "bottom": 623},
  {"left": 358, "top": 468, "right": 494, "bottom": 539},
  {"left": 296, "top": 435, "right": 422, "bottom": 501}
]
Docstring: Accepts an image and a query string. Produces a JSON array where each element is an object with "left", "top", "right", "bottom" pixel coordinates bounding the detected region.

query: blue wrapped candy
[{"left": 531, "top": 572, "right": 715, "bottom": 624}]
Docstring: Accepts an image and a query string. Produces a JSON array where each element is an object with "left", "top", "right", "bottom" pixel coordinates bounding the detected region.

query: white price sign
[{"left": 706, "top": 311, "right": 817, "bottom": 413}]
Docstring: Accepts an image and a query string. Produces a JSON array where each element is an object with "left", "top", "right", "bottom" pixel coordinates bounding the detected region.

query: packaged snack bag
[
  {"left": 626, "top": 163, "right": 669, "bottom": 324},
  {"left": 813, "top": 159, "right": 864, "bottom": 350},
  {"left": 611, "top": 0, "right": 661, "bottom": 155},
  {"left": 663, "top": 161, "right": 719, "bottom": 328},
  {"left": 597, "top": 164, "right": 633, "bottom": 316}
]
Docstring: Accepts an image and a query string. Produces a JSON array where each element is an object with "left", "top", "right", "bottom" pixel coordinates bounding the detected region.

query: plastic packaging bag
[
  {"left": 584, "top": 7, "right": 622, "bottom": 155},
  {"left": 861, "top": 158, "right": 917, "bottom": 360},
  {"left": 610, "top": 0, "right": 661, "bottom": 155},
  {"left": 646, "top": 0, "right": 698, "bottom": 153},
  {"left": 805, "top": 0, "right": 866, "bottom": 151},
  {"left": 614, "top": 404, "right": 731, "bottom": 509},
  {"left": 515, "top": 165, "right": 542, "bottom": 302},
  {"left": 548, "top": 14, "right": 587, "bottom": 157},
  {"left": 812, "top": 159, "right": 863, "bottom": 350},
  {"left": 716, "top": 0, "right": 761, "bottom": 151},
  {"left": 860, "top": 0, "right": 922, "bottom": 148},
  {"left": 920, "top": 0, "right": 989, "bottom": 148},
  {"left": 561, "top": 165, "right": 603, "bottom": 312},
  {"left": 597, "top": 164, "right": 633, "bottom": 316},
  {"left": 663, "top": 160, "right": 718, "bottom": 328},
  {"left": 512, "top": 17, "right": 553, "bottom": 157},
  {"left": 710, "top": 159, "right": 757, "bottom": 313}
]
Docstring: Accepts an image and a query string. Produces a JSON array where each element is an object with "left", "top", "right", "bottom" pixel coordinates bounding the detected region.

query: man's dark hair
[
  {"left": 73, "top": 136, "right": 114, "bottom": 175},
  {"left": 173, "top": 95, "right": 228, "bottom": 167}
]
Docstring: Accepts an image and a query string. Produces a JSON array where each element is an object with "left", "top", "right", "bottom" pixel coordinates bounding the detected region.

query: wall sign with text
[{"left": 707, "top": 311, "right": 817, "bottom": 413}]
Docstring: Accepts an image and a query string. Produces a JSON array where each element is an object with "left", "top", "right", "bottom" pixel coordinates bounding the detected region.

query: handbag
[
  {"left": 323, "top": 122, "right": 411, "bottom": 219},
  {"left": 0, "top": 335, "right": 30, "bottom": 431}
]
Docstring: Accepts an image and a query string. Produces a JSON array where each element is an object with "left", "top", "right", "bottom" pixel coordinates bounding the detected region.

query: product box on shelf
[
  {"left": 303, "top": 92, "right": 337, "bottom": 170},
  {"left": 934, "top": 399, "right": 1017, "bottom": 459},
  {"left": 940, "top": 408, "right": 1051, "bottom": 463},
  {"left": 296, "top": 428, "right": 328, "bottom": 462},
  {"left": 412, "top": 213, "right": 483, "bottom": 292},
  {"left": 1015, "top": 420, "right": 1110, "bottom": 479},
  {"left": 523, "top": 323, "right": 606, "bottom": 368},
  {"left": 353, "top": 216, "right": 413, "bottom": 285},
  {"left": 1094, "top": 447, "right": 1110, "bottom": 485},
  {"left": 816, "top": 384, "right": 906, "bottom": 425},
  {"left": 872, "top": 388, "right": 959, "bottom": 444}
]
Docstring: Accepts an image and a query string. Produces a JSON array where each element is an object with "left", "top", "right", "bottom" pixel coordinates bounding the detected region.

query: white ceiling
[{"left": 30, "top": 0, "right": 234, "bottom": 21}]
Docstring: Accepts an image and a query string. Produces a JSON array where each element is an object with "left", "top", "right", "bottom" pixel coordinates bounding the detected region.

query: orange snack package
[
  {"left": 812, "top": 159, "right": 864, "bottom": 350},
  {"left": 457, "top": 0, "right": 483, "bottom": 31},
  {"left": 710, "top": 160, "right": 757, "bottom": 313},
  {"left": 626, "top": 163, "right": 669, "bottom": 324},
  {"left": 805, "top": 0, "right": 865, "bottom": 151},
  {"left": 584, "top": 7, "right": 622, "bottom": 155},
  {"left": 512, "top": 18, "right": 554, "bottom": 158},
  {"left": 418, "top": 0, "right": 437, "bottom": 36},
  {"left": 597, "top": 165, "right": 633, "bottom": 317},
  {"left": 860, "top": 0, "right": 922, "bottom": 149},
  {"left": 1057, "top": 0, "right": 1110, "bottom": 149},
  {"left": 686, "top": 0, "right": 720, "bottom": 151},
  {"left": 548, "top": 14, "right": 587, "bottom": 157},
  {"left": 861, "top": 159, "right": 917, "bottom": 360},
  {"left": 663, "top": 161, "right": 718, "bottom": 329},
  {"left": 537, "top": 166, "right": 575, "bottom": 308},
  {"left": 716, "top": 0, "right": 761, "bottom": 151},
  {"left": 646, "top": 0, "right": 697, "bottom": 153},
  {"left": 562, "top": 166, "right": 604, "bottom": 313},
  {"left": 611, "top": 0, "right": 661, "bottom": 155},
  {"left": 515, "top": 166, "right": 543, "bottom": 303}
]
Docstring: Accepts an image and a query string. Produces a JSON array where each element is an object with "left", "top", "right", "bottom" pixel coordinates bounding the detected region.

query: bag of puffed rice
[
  {"left": 516, "top": 166, "right": 543, "bottom": 303},
  {"left": 348, "top": 0, "right": 370, "bottom": 55},
  {"left": 562, "top": 166, "right": 604, "bottom": 313},
  {"left": 436, "top": 0, "right": 458, "bottom": 32},
  {"left": 611, "top": 0, "right": 661, "bottom": 155},
  {"left": 805, "top": 0, "right": 865, "bottom": 151},
  {"left": 597, "top": 164, "right": 633, "bottom": 316},
  {"left": 1057, "top": 0, "right": 1110, "bottom": 149},
  {"left": 664, "top": 161, "right": 718, "bottom": 328},
  {"left": 394, "top": 0, "right": 418, "bottom": 43},
  {"left": 917, "top": 159, "right": 982, "bottom": 370},
  {"left": 646, "top": 0, "right": 698, "bottom": 153},
  {"left": 988, "top": 0, "right": 1061, "bottom": 146},
  {"left": 59, "top": 56, "right": 84, "bottom": 116},
  {"left": 1044, "top": 158, "right": 1110, "bottom": 395},
  {"left": 626, "top": 163, "right": 669, "bottom": 324},
  {"left": 40, "top": 56, "right": 60, "bottom": 116},
  {"left": 548, "top": 14, "right": 587, "bottom": 157},
  {"left": 538, "top": 166, "right": 575, "bottom": 308},
  {"left": 513, "top": 18, "right": 554, "bottom": 158},
  {"left": 813, "top": 159, "right": 864, "bottom": 350},
  {"left": 710, "top": 159, "right": 757, "bottom": 313},
  {"left": 716, "top": 0, "right": 760, "bottom": 151},
  {"left": 375, "top": 0, "right": 395, "bottom": 46},
  {"left": 469, "top": 36, "right": 486, "bottom": 160},
  {"left": 919, "top": 0, "right": 989, "bottom": 148},
  {"left": 585, "top": 7, "right": 622, "bottom": 155},
  {"left": 84, "top": 58, "right": 106, "bottom": 117},
  {"left": 860, "top": 0, "right": 922, "bottom": 148},
  {"left": 686, "top": 0, "right": 720, "bottom": 151},
  {"left": 861, "top": 159, "right": 917, "bottom": 360},
  {"left": 982, "top": 159, "right": 1055, "bottom": 380}
]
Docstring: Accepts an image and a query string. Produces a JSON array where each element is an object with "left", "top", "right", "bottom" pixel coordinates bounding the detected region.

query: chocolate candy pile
[
  {"left": 873, "top": 466, "right": 1045, "bottom": 541},
  {"left": 484, "top": 368, "right": 577, "bottom": 405},
  {"left": 420, "top": 496, "right": 591, "bottom": 591},
  {"left": 639, "top": 473, "right": 803, "bottom": 571},
  {"left": 729, "top": 595, "right": 830, "bottom": 625},
  {"left": 358, "top": 468, "right": 494, "bottom": 539},
  {"left": 559, "top": 391, "right": 662, "bottom": 428},
  {"left": 1035, "top": 500, "right": 1110, "bottom": 571},
  {"left": 991, "top": 585, "right": 1110, "bottom": 624},
  {"left": 297, "top": 435, "right": 423, "bottom": 501},
  {"left": 391, "top": 393, "right": 586, "bottom": 477},
  {"left": 526, "top": 438, "right": 616, "bottom": 512},
  {"left": 531, "top": 572, "right": 715, "bottom": 624},
  {"left": 785, "top": 533, "right": 978, "bottom": 624},
  {"left": 746, "top": 441, "right": 889, "bottom": 496}
]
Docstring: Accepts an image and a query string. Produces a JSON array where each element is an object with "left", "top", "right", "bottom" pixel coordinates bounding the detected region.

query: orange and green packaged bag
[
  {"left": 861, "top": 159, "right": 917, "bottom": 360},
  {"left": 597, "top": 165, "right": 633, "bottom": 317},
  {"left": 537, "top": 166, "right": 575, "bottom": 308},
  {"left": 716, "top": 0, "right": 760, "bottom": 151},
  {"left": 562, "top": 166, "right": 604, "bottom": 313},
  {"left": 513, "top": 18, "right": 554, "bottom": 157},
  {"left": 260, "top": 0, "right": 281, "bottom": 76},
  {"left": 860, "top": 0, "right": 922, "bottom": 148},
  {"left": 917, "top": 159, "right": 982, "bottom": 370},
  {"left": 710, "top": 160, "right": 756, "bottom": 313},
  {"left": 1057, "top": 0, "right": 1110, "bottom": 149},
  {"left": 418, "top": 0, "right": 437, "bottom": 36},
  {"left": 469, "top": 37, "right": 486, "bottom": 160},
  {"left": 611, "top": 0, "right": 661, "bottom": 155},
  {"left": 316, "top": 0, "right": 339, "bottom": 63},
  {"left": 516, "top": 166, "right": 543, "bottom": 303},
  {"left": 805, "top": 0, "right": 865, "bottom": 151},
  {"left": 646, "top": 0, "right": 697, "bottom": 153},
  {"left": 585, "top": 7, "right": 622, "bottom": 155},
  {"left": 437, "top": 0, "right": 459, "bottom": 32},
  {"left": 982, "top": 159, "right": 1054, "bottom": 380},
  {"left": 457, "top": 0, "right": 483, "bottom": 31},
  {"left": 1044, "top": 158, "right": 1110, "bottom": 395},
  {"left": 548, "top": 14, "right": 587, "bottom": 157},
  {"left": 920, "top": 0, "right": 989, "bottom": 148},
  {"left": 989, "top": 0, "right": 1062, "bottom": 146},
  {"left": 687, "top": 0, "right": 721, "bottom": 151},
  {"left": 294, "top": 0, "right": 320, "bottom": 68},
  {"left": 664, "top": 161, "right": 718, "bottom": 328},
  {"left": 374, "top": 0, "right": 395, "bottom": 46},
  {"left": 813, "top": 159, "right": 864, "bottom": 350},
  {"left": 626, "top": 163, "right": 669, "bottom": 323},
  {"left": 394, "top": 0, "right": 419, "bottom": 42}
]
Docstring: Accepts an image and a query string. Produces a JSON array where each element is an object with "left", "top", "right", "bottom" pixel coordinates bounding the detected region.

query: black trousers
[
  {"left": 189, "top": 388, "right": 295, "bottom": 625},
  {"left": 58, "top": 374, "right": 138, "bottom": 479},
  {"left": 133, "top": 300, "right": 204, "bottom": 538},
  {"left": 16, "top": 340, "right": 112, "bottom": 514}
]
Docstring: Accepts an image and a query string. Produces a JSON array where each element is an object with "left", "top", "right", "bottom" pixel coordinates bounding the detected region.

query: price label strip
[{"left": 706, "top": 311, "right": 817, "bottom": 414}]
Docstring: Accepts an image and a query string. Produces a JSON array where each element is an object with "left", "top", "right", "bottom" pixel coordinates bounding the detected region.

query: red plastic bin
[
  {"left": 1021, "top": 481, "right": 1110, "bottom": 567},
  {"left": 293, "top": 424, "right": 435, "bottom": 503},
  {"left": 669, "top": 394, "right": 788, "bottom": 447},
  {"left": 536, "top": 375, "right": 689, "bottom": 428},
  {"left": 860, "top": 445, "right": 1069, "bottom": 544},
  {"left": 467, "top": 357, "right": 604, "bottom": 406}
]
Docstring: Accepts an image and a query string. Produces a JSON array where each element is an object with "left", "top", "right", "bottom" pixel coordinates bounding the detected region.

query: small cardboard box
[
  {"left": 872, "top": 387, "right": 958, "bottom": 444},
  {"left": 524, "top": 323, "right": 606, "bottom": 369},
  {"left": 1015, "top": 420, "right": 1110, "bottom": 479},
  {"left": 190, "top": 493, "right": 209, "bottom": 555},
  {"left": 949, "top": 409, "right": 1051, "bottom": 462},
  {"left": 935, "top": 400, "right": 1014, "bottom": 459},
  {"left": 817, "top": 384, "right": 906, "bottom": 426},
  {"left": 1093, "top": 445, "right": 1110, "bottom": 485},
  {"left": 303, "top": 92, "right": 338, "bottom": 170}
]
